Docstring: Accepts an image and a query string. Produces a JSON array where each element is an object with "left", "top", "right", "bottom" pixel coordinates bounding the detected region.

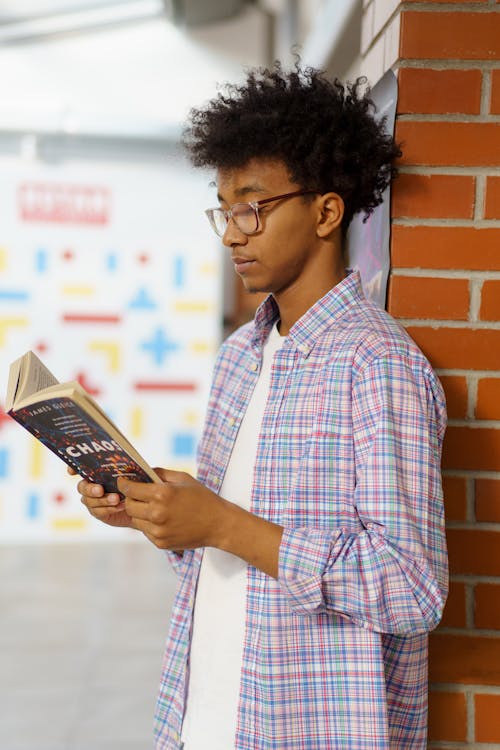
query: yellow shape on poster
[
  {"left": 51, "top": 517, "right": 88, "bottom": 532},
  {"left": 169, "top": 462, "right": 196, "bottom": 475},
  {"left": 183, "top": 410, "right": 199, "bottom": 427},
  {"left": 130, "top": 406, "right": 144, "bottom": 439},
  {"left": 0, "top": 317, "right": 28, "bottom": 346},
  {"left": 190, "top": 339, "right": 211, "bottom": 355},
  {"left": 88, "top": 341, "right": 121, "bottom": 373},
  {"left": 0, "top": 248, "right": 7, "bottom": 272},
  {"left": 61, "top": 284, "right": 95, "bottom": 297},
  {"left": 174, "top": 301, "right": 214, "bottom": 314},
  {"left": 199, "top": 262, "right": 216, "bottom": 276},
  {"left": 29, "top": 439, "right": 44, "bottom": 479}
]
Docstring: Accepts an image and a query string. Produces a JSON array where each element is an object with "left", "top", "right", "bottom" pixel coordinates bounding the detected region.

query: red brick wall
[
  {"left": 388, "top": 1, "right": 500, "bottom": 745},
  {"left": 229, "top": 2, "right": 500, "bottom": 742}
]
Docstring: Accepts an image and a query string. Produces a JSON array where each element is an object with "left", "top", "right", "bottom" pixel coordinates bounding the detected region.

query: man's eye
[{"left": 233, "top": 205, "right": 253, "bottom": 215}]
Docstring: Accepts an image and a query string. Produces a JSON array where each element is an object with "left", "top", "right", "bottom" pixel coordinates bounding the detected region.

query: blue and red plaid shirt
[{"left": 155, "top": 270, "right": 448, "bottom": 749}]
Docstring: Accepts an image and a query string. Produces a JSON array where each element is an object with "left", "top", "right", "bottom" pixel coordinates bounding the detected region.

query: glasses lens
[
  {"left": 231, "top": 203, "right": 258, "bottom": 235},
  {"left": 205, "top": 209, "right": 228, "bottom": 237}
]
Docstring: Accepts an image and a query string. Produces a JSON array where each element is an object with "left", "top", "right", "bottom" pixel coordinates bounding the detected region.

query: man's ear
[{"left": 316, "top": 192, "right": 344, "bottom": 238}]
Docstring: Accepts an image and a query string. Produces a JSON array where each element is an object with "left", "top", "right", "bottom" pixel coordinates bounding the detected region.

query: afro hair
[{"left": 183, "top": 61, "right": 401, "bottom": 232}]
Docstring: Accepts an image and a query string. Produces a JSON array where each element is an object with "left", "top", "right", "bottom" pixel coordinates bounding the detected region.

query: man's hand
[
  {"left": 118, "top": 467, "right": 284, "bottom": 578},
  {"left": 67, "top": 466, "right": 134, "bottom": 528},
  {"left": 118, "top": 468, "right": 225, "bottom": 550}
]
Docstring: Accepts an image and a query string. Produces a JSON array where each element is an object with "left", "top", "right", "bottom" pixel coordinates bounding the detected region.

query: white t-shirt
[{"left": 181, "top": 323, "right": 285, "bottom": 749}]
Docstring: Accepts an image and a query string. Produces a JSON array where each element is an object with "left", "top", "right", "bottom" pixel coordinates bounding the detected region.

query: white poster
[
  {"left": 346, "top": 69, "right": 398, "bottom": 309},
  {"left": 0, "top": 145, "right": 221, "bottom": 542}
]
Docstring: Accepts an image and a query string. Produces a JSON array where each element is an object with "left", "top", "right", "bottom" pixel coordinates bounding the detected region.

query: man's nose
[{"left": 222, "top": 218, "right": 247, "bottom": 248}]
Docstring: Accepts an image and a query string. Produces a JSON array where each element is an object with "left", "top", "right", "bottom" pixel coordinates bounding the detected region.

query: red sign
[{"left": 18, "top": 182, "right": 111, "bottom": 225}]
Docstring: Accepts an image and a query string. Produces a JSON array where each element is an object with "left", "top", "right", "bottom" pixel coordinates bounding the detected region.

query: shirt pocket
[{"left": 285, "top": 428, "right": 359, "bottom": 529}]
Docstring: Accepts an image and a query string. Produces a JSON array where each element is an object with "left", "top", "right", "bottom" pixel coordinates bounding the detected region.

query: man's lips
[{"left": 232, "top": 256, "right": 255, "bottom": 273}]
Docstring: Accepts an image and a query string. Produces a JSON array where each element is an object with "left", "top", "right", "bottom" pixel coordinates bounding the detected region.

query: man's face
[{"left": 216, "top": 158, "right": 323, "bottom": 299}]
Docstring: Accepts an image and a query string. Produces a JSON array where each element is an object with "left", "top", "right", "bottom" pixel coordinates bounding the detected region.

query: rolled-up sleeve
[{"left": 278, "top": 354, "right": 448, "bottom": 636}]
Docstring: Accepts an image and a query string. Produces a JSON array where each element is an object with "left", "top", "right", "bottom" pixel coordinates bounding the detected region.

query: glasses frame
[{"left": 205, "top": 189, "right": 319, "bottom": 238}]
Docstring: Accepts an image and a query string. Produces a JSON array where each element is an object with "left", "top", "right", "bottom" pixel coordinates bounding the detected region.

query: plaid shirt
[{"left": 154, "top": 271, "right": 448, "bottom": 750}]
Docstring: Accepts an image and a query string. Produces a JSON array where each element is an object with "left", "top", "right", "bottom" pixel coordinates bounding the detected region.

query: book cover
[
  {"left": 7, "top": 350, "right": 159, "bottom": 494},
  {"left": 10, "top": 396, "right": 155, "bottom": 494}
]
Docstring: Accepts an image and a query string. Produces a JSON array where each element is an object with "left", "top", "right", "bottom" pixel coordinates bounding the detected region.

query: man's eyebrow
[{"left": 217, "top": 184, "right": 268, "bottom": 203}]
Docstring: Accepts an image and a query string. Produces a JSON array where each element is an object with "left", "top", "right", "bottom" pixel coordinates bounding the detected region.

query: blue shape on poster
[
  {"left": 0, "top": 448, "right": 8, "bottom": 477},
  {"left": 172, "top": 433, "right": 196, "bottom": 458},
  {"left": 26, "top": 493, "right": 40, "bottom": 520},
  {"left": 128, "top": 287, "right": 157, "bottom": 310},
  {"left": 141, "top": 327, "right": 179, "bottom": 366},
  {"left": 0, "top": 289, "right": 30, "bottom": 302},
  {"left": 174, "top": 256, "right": 186, "bottom": 288},
  {"left": 106, "top": 253, "right": 118, "bottom": 272},
  {"left": 35, "top": 249, "right": 48, "bottom": 273}
]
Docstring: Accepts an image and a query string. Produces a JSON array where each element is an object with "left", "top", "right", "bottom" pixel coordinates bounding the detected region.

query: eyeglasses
[{"left": 205, "top": 189, "right": 319, "bottom": 238}]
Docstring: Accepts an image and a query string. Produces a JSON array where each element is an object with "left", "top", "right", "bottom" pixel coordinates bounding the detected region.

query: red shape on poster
[
  {"left": 0, "top": 407, "right": 13, "bottom": 431},
  {"left": 134, "top": 381, "right": 197, "bottom": 392},
  {"left": 35, "top": 341, "right": 49, "bottom": 354},
  {"left": 18, "top": 182, "right": 110, "bottom": 226},
  {"left": 62, "top": 313, "right": 121, "bottom": 324},
  {"left": 75, "top": 372, "right": 102, "bottom": 397}
]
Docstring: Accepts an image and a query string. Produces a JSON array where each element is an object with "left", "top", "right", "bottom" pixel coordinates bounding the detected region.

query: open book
[{"left": 6, "top": 350, "right": 160, "bottom": 493}]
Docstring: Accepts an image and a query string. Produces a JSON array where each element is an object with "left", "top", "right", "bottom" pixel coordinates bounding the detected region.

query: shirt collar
[{"left": 251, "top": 270, "right": 366, "bottom": 357}]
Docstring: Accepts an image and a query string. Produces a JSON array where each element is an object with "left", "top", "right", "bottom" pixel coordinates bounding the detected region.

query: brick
[
  {"left": 440, "top": 580, "right": 467, "bottom": 628},
  {"left": 492, "top": 69, "right": 500, "bottom": 115},
  {"left": 439, "top": 376, "right": 468, "bottom": 420},
  {"left": 390, "top": 226, "right": 500, "bottom": 272},
  {"left": 400, "top": 11, "right": 500, "bottom": 60},
  {"left": 480, "top": 280, "right": 500, "bottom": 321},
  {"left": 476, "top": 378, "right": 500, "bottom": 420},
  {"left": 447, "top": 528, "right": 500, "bottom": 575},
  {"left": 406, "top": 326, "right": 500, "bottom": 370},
  {"left": 442, "top": 474, "right": 467, "bottom": 520},
  {"left": 396, "top": 122, "right": 500, "bottom": 167},
  {"left": 428, "top": 690, "right": 467, "bottom": 742},
  {"left": 388, "top": 275, "right": 469, "bottom": 320},
  {"left": 476, "top": 478, "right": 500, "bottom": 522},
  {"left": 429, "top": 632, "right": 500, "bottom": 684},
  {"left": 397, "top": 68, "right": 482, "bottom": 115},
  {"left": 475, "top": 583, "right": 500, "bottom": 630},
  {"left": 392, "top": 174, "right": 475, "bottom": 219},
  {"left": 485, "top": 176, "right": 500, "bottom": 220},
  {"left": 443, "top": 426, "right": 500, "bottom": 472},
  {"left": 404, "top": 0, "right": 486, "bottom": 3},
  {"left": 475, "top": 694, "right": 500, "bottom": 743}
]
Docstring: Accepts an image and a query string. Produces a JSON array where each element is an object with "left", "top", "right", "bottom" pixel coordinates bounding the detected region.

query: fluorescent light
[{"left": 0, "top": 0, "right": 166, "bottom": 43}]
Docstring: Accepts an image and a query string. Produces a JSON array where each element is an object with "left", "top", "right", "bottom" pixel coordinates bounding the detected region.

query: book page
[
  {"left": 5, "top": 355, "right": 23, "bottom": 411},
  {"left": 16, "top": 351, "right": 59, "bottom": 404}
]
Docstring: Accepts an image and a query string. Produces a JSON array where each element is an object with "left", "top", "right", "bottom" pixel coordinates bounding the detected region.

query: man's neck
[{"left": 275, "top": 268, "right": 346, "bottom": 336}]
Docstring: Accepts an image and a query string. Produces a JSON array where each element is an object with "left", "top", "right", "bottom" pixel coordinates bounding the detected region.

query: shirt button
[
  {"left": 298, "top": 344, "right": 309, "bottom": 355},
  {"left": 250, "top": 362, "right": 258, "bottom": 371},
  {"left": 228, "top": 417, "right": 236, "bottom": 427}
]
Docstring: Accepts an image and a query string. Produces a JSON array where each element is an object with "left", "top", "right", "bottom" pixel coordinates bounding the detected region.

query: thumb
[{"left": 153, "top": 467, "right": 191, "bottom": 484}]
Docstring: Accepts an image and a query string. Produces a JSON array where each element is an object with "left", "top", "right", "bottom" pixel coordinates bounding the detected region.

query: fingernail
[
  {"left": 107, "top": 495, "right": 120, "bottom": 505},
  {"left": 91, "top": 487, "right": 102, "bottom": 497}
]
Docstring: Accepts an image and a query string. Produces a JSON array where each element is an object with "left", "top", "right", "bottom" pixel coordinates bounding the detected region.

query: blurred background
[{"left": 0, "top": 1, "right": 393, "bottom": 748}]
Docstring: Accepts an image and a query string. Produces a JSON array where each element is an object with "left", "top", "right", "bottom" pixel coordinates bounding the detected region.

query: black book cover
[{"left": 9, "top": 396, "right": 153, "bottom": 494}]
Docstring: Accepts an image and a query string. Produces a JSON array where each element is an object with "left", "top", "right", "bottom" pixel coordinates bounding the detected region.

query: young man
[{"left": 77, "top": 63, "right": 448, "bottom": 749}]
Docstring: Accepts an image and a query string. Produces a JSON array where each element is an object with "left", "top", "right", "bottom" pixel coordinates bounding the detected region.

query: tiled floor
[{"left": 0, "top": 540, "right": 178, "bottom": 750}]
